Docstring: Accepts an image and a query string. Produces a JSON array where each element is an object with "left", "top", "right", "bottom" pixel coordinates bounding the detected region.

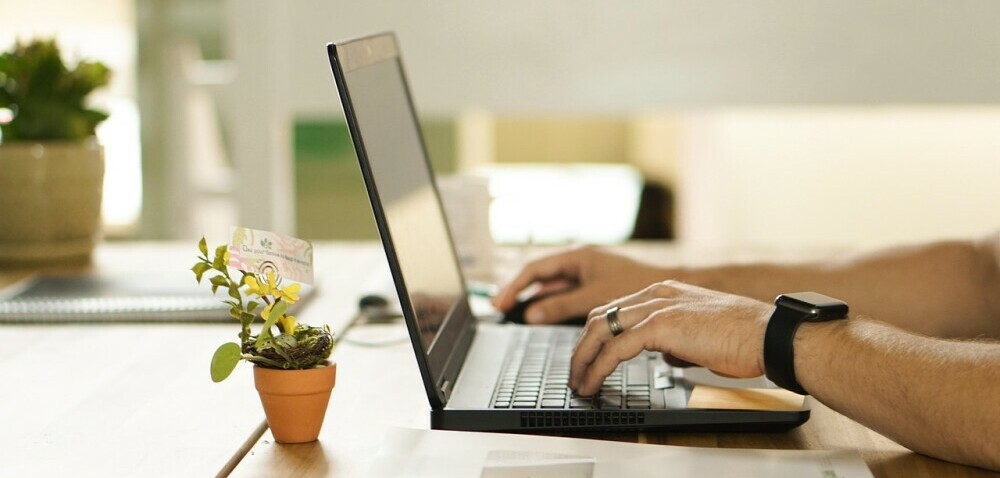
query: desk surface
[{"left": 2, "top": 242, "right": 995, "bottom": 477}]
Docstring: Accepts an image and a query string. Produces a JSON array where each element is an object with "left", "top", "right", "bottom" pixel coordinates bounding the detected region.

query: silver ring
[{"left": 607, "top": 306, "right": 624, "bottom": 336}]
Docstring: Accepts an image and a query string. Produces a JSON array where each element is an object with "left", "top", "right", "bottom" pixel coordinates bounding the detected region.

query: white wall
[
  {"left": 676, "top": 108, "right": 1000, "bottom": 250},
  {"left": 282, "top": 0, "right": 1000, "bottom": 116}
]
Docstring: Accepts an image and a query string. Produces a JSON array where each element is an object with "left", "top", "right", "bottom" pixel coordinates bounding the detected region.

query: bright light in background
[
  {"left": 96, "top": 99, "right": 142, "bottom": 233},
  {"left": 484, "top": 164, "right": 642, "bottom": 244}
]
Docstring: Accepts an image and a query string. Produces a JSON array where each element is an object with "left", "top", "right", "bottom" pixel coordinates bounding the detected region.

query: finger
[
  {"left": 524, "top": 285, "right": 627, "bottom": 324},
  {"left": 492, "top": 250, "right": 585, "bottom": 312},
  {"left": 587, "top": 280, "right": 683, "bottom": 320},
  {"left": 576, "top": 322, "right": 650, "bottom": 396},
  {"left": 569, "top": 300, "right": 669, "bottom": 389}
]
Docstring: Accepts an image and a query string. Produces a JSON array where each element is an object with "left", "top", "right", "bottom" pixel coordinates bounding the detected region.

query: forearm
[
  {"left": 678, "top": 236, "right": 1000, "bottom": 338},
  {"left": 795, "top": 318, "right": 1000, "bottom": 470}
]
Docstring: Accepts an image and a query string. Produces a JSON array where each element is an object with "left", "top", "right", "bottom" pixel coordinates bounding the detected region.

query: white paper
[
  {"left": 482, "top": 450, "right": 595, "bottom": 478},
  {"left": 367, "top": 427, "right": 873, "bottom": 478}
]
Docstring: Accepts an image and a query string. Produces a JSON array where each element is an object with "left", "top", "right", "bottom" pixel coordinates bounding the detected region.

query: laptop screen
[{"left": 334, "top": 40, "right": 466, "bottom": 354}]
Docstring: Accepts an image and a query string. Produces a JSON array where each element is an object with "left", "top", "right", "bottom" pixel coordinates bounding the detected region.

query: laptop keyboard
[{"left": 491, "top": 327, "right": 671, "bottom": 410}]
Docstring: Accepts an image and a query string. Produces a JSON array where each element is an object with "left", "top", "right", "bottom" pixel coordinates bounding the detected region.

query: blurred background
[{"left": 3, "top": 0, "right": 999, "bottom": 255}]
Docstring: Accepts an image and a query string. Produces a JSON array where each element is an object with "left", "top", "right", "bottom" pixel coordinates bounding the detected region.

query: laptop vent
[{"left": 519, "top": 411, "right": 646, "bottom": 429}]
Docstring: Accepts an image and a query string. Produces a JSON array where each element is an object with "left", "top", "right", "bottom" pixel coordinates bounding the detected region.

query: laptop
[{"left": 326, "top": 32, "right": 809, "bottom": 432}]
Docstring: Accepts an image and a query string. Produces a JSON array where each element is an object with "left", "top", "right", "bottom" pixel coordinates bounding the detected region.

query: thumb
[{"left": 525, "top": 288, "right": 599, "bottom": 324}]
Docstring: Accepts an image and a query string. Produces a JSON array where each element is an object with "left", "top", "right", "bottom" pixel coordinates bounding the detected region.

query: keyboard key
[
  {"left": 541, "top": 399, "right": 566, "bottom": 408},
  {"left": 493, "top": 402, "right": 510, "bottom": 408},
  {"left": 570, "top": 399, "right": 594, "bottom": 409},
  {"left": 513, "top": 401, "right": 537, "bottom": 408},
  {"left": 597, "top": 396, "right": 622, "bottom": 409},
  {"left": 627, "top": 400, "right": 651, "bottom": 409}
]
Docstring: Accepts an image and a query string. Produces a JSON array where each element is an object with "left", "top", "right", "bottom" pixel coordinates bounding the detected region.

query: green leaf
[
  {"left": 198, "top": 236, "right": 208, "bottom": 256},
  {"left": 191, "top": 262, "right": 211, "bottom": 283},
  {"left": 240, "top": 312, "right": 256, "bottom": 327},
  {"left": 256, "top": 300, "right": 288, "bottom": 347},
  {"left": 210, "top": 342, "right": 242, "bottom": 382},
  {"left": 209, "top": 275, "right": 229, "bottom": 287},
  {"left": 246, "top": 301, "right": 260, "bottom": 314},
  {"left": 264, "top": 300, "right": 288, "bottom": 328},
  {"left": 228, "top": 283, "right": 242, "bottom": 300},
  {"left": 229, "top": 306, "right": 241, "bottom": 319},
  {"left": 212, "top": 244, "right": 228, "bottom": 270},
  {"left": 254, "top": 333, "right": 274, "bottom": 352}
]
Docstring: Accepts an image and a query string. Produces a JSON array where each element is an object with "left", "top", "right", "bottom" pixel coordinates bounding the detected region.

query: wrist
[
  {"left": 755, "top": 305, "right": 774, "bottom": 377},
  {"left": 764, "top": 293, "right": 849, "bottom": 394},
  {"left": 791, "top": 319, "right": 851, "bottom": 396}
]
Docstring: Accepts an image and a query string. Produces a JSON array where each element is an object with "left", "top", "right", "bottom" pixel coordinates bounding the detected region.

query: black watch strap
[{"left": 764, "top": 305, "right": 813, "bottom": 395}]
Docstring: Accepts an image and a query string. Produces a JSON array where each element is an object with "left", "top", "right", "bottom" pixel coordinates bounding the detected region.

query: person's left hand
[{"left": 569, "top": 280, "right": 775, "bottom": 396}]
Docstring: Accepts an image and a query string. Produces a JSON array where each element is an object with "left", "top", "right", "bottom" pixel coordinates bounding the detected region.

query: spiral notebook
[{"left": 0, "top": 274, "right": 313, "bottom": 324}]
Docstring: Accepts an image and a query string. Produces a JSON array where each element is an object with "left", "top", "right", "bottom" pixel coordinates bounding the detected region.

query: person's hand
[
  {"left": 492, "top": 247, "right": 670, "bottom": 324},
  {"left": 569, "top": 280, "right": 773, "bottom": 396}
]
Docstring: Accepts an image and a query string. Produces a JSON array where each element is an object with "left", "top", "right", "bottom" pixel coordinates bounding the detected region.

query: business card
[{"left": 227, "top": 227, "right": 314, "bottom": 285}]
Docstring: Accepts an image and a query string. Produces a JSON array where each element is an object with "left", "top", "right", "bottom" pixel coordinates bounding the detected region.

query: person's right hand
[{"left": 491, "top": 247, "right": 670, "bottom": 324}]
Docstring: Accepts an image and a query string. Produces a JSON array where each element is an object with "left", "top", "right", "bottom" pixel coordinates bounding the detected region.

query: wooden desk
[{"left": 3, "top": 242, "right": 995, "bottom": 477}]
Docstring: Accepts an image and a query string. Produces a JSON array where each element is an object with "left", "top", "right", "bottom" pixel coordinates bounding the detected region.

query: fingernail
[{"left": 526, "top": 308, "right": 545, "bottom": 323}]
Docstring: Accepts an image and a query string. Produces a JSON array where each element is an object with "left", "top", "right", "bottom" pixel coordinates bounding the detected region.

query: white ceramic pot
[{"left": 0, "top": 140, "right": 105, "bottom": 264}]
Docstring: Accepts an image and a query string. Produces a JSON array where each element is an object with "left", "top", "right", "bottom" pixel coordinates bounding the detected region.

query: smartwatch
[{"left": 764, "top": 292, "right": 848, "bottom": 395}]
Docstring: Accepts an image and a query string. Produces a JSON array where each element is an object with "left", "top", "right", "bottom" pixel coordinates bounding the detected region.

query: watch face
[{"left": 779, "top": 292, "right": 849, "bottom": 319}]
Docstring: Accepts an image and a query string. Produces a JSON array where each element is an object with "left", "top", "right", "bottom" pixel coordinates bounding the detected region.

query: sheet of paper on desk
[{"left": 368, "top": 427, "right": 874, "bottom": 478}]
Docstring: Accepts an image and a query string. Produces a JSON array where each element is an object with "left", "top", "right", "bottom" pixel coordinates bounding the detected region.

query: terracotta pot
[
  {"left": 253, "top": 362, "right": 336, "bottom": 444},
  {"left": 0, "top": 140, "right": 104, "bottom": 264}
]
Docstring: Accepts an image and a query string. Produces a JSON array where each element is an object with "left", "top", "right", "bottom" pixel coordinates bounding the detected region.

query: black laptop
[{"left": 326, "top": 32, "right": 809, "bottom": 432}]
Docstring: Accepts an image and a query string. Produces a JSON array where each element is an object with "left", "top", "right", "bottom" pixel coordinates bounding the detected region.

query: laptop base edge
[{"left": 431, "top": 408, "right": 810, "bottom": 433}]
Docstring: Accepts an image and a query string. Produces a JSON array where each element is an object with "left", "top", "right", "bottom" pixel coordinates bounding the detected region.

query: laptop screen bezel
[{"left": 326, "top": 32, "right": 477, "bottom": 409}]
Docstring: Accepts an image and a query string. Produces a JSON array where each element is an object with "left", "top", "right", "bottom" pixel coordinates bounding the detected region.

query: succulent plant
[{"left": 0, "top": 38, "right": 111, "bottom": 142}]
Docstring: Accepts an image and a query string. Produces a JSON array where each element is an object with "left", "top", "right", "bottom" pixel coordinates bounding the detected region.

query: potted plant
[
  {"left": 0, "top": 39, "right": 110, "bottom": 264},
  {"left": 192, "top": 238, "right": 337, "bottom": 444}
]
